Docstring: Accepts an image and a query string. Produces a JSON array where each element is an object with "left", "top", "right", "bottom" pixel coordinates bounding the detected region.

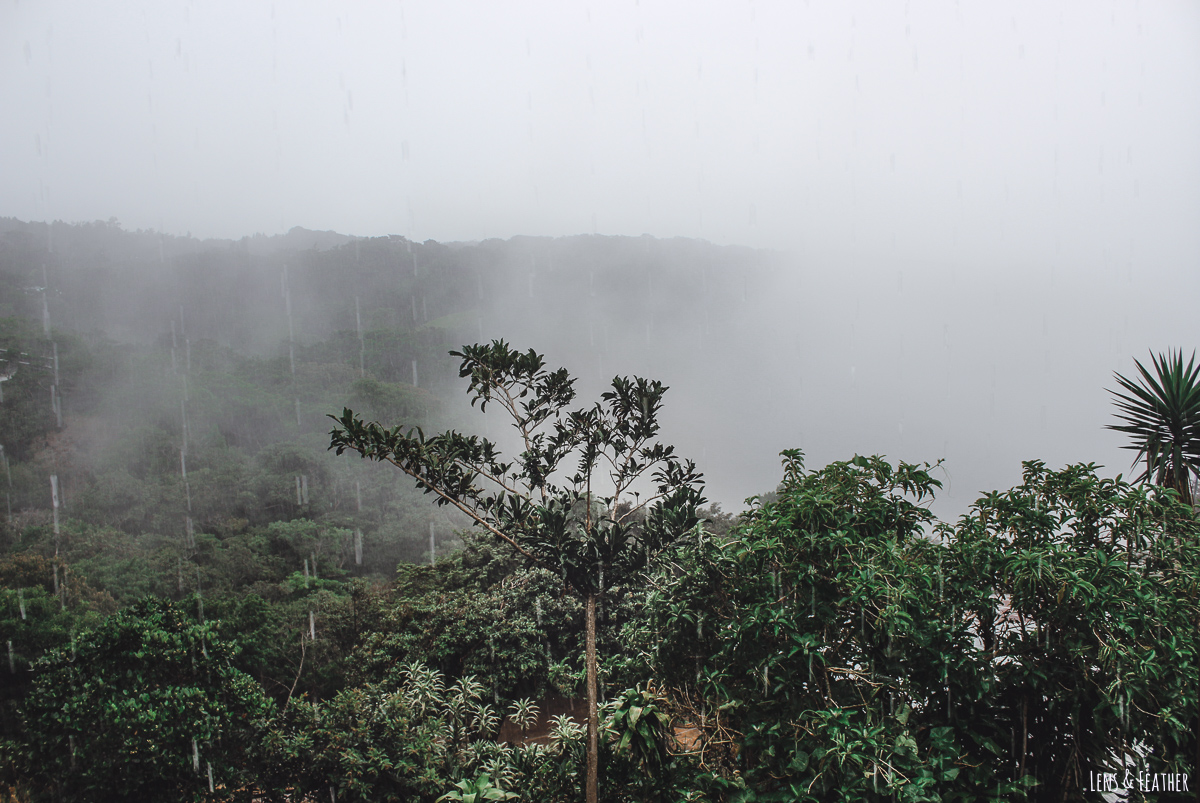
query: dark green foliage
[
  {"left": 258, "top": 664, "right": 592, "bottom": 803},
  {"left": 652, "top": 451, "right": 1200, "bottom": 802},
  {"left": 0, "top": 552, "right": 112, "bottom": 741},
  {"left": 330, "top": 339, "right": 708, "bottom": 802},
  {"left": 958, "top": 460, "right": 1200, "bottom": 801},
  {"left": 351, "top": 533, "right": 579, "bottom": 701},
  {"left": 601, "top": 684, "right": 676, "bottom": 801},
  {"left": 15, "top": 597, "right": 275, "bottom": 803},
  {"left": 329, "top": 340, "right": 707, "bottom": 596}
]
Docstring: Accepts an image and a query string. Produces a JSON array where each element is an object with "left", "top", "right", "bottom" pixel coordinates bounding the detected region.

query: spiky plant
[
  {"left": 1107, "top": 349, "right": 1200, "bottom": 505},
  {"left": 508, "top": 697, "right": 540, "bottom": 737}
]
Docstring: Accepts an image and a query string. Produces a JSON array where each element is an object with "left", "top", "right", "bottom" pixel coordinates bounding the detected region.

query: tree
[
  {"left": 649, "top": 452, "right": 1200, "bottom": 801},
  {"left": 1107, "top": 349, "right": 1200, "bottom": 505},
  {"left": 16, "top": 597, "right": 274, "bottom": 803},
  {"left": 329, "top": 340, "right": 706, "bottom": 803}
]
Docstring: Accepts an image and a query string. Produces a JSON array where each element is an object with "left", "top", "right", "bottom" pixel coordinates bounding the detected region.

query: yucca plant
[
  {"left": 435, "top": 773, "right": 516, "bottom": 802},
  {"left": 1107, "top": 349, "right": 1200, "bottom": 505},
  {"left": 507, "top": 698, "right": 540, "bottom": 740}
]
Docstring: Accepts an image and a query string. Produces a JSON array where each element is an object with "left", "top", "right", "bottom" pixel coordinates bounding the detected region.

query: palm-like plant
[{"left": 1107, "top": 349, "right": 1200, "bottom": 505}]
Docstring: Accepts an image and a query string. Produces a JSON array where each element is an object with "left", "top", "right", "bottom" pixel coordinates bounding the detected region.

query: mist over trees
[{"left": 0, "top": 217, "right": 1196, "bottom": 802}]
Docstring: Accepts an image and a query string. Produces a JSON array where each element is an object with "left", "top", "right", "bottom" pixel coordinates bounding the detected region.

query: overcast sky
[
  {"left": 3, "top": 1, "right": 1197, "bottom": 250},
  {"left": 3, "top": 1, "right": 1200, "bottom": 514}
]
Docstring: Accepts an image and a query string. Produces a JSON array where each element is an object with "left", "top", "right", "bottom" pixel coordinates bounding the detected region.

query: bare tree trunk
[{"left": 586, "top": 593, "right": 599, "bottom": 803}]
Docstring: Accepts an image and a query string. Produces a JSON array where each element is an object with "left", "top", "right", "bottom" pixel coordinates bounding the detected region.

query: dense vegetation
[{"left": 0, "top": 219, "right": 1197, "bottom": 802}]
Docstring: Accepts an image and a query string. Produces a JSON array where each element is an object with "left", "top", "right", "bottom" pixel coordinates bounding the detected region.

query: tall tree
[
  {"left": 329, "top": 340, "right": 705, "bottom": 803},
  {"left": 1107, "top": 349, "right": 1200, "bottom": 505}
]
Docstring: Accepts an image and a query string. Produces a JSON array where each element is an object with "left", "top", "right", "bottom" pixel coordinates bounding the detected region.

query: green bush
[
  {"left": 650, "top": 452, "right": 1200, "bottom": 802},
  {"left": 15, "top": 597, "right": 274, "bottom": 803}
]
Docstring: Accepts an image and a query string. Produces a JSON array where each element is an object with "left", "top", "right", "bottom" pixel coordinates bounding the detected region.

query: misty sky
[{"left": 3, "top": 1, "right": 1200, "bottom": 516}]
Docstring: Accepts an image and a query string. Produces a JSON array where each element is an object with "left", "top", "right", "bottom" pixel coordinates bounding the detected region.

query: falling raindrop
[
  {"left": 7, "top": 639, "right": 13, "bottom": 673},
  {"left": 181, "top": 396, "right": 189, "bottom": 452},
  {"left": 196, "top": 565, "right": 204, "bottom": 621},
  {"left": 50, "top": 474, "right": 60, "bottom": 555},
  {"left": 18, "top": 588, "right": 26, "bottom": 620},
  {"left": 207, "top": 762, "right": 214, "bottom": 793},
  {"left": 429, "top": 521, "right": 436, "bottom": 566},
  {"left": 1, "top": 445, "right": 12, "bottom": 522},
  {"left": 192, "top": 737, "right": 199, "bottom": 772},
  {"left": 355, "top": 296, "right": 365, "bottom": 377},
  {"left": 309, "top": 611, "right": 316, "bottom": 640},
  {"left": 354, "top": 529, "right": 363, "bottom": 565},
  {"left": 945, "top": 656, "right": 951, "bottom": 717}
]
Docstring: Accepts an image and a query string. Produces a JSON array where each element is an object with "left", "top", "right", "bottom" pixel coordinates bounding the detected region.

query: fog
[{"left": 3, "top": 1, "right": 1199, "bottom": 517}]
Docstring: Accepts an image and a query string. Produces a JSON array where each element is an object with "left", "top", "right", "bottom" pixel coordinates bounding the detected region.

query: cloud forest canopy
[{"left": 0, "top": 218, "right": 1196, "bottom": 801}]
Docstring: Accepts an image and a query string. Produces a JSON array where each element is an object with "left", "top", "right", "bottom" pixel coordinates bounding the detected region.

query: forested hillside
[{"left": 0, "top": 219, "right": 1196, "bottom": 803}]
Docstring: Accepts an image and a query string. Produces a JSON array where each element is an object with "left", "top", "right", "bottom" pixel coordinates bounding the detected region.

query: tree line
[{"left": 2, "top": 340, "right": 1197, "bottom": 802}]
